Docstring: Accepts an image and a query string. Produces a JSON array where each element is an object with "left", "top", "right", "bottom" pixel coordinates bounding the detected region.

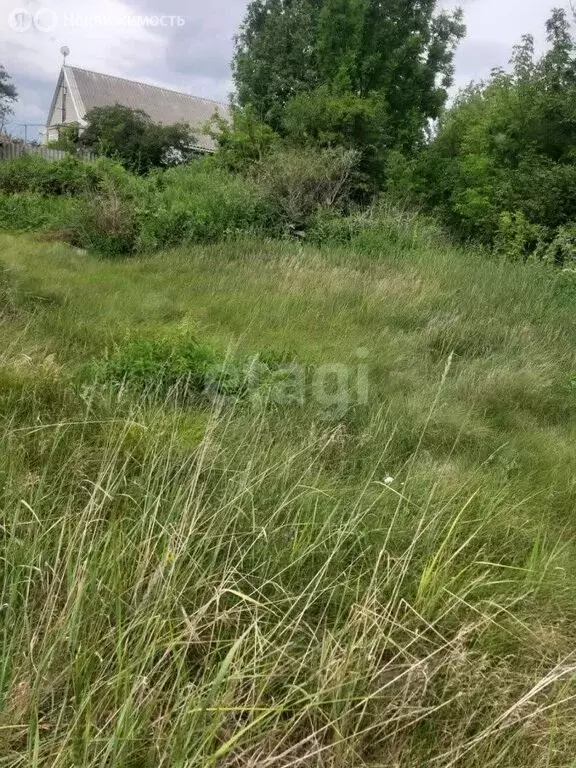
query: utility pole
[{"left": 15, "top": 124, "right": 47, "bottom": 144}]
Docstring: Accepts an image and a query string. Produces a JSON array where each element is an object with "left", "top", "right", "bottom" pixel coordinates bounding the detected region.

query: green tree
[
  {"left": 233, "top": 0, "right": 464, "bottom": 159},
  {"left": 414, "top": 8, "right": 576, "bottom": 258},
  {"left": 79, "top": 105, "right": 197, "bottom": 174},
  {"left": 233, "top": 0, "right": 323, "bottom": 130},
  {"left": 316, "top": 0, "right": 465, "bottom": 151},
  {"left": 0, "top": 65, "right": 17, "bottom": 132},
  {"left": 209, "top": 105, "right": 280, "bottom": 172},
  {"left": 282, "top": 85, "right": 388, "bottom": 193}
]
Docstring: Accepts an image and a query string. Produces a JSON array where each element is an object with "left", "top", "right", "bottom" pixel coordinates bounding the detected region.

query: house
[{"left": 45, "top": 66, "right": 230, "bottom": 153}]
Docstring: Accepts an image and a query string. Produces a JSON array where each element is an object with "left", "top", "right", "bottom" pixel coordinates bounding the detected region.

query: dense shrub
[
  {"left": 136, "top": 161, "right": 273, "bottom": 251},
  {"left": 283, "top": 87, "right": 389, "bottom": 195},
  {"left": 50, "top": 162, "right": 145, "bottom": 256},
  {"left": 0, "top": 146, "right": 442, "bottom": 260},
  {"left": 494, "top": 211, "right": 545, "bottom": 263},
  {"left": 256, "top": 146, "right": 359, "bottom": 233},
  {"left": 0, "top": 151, "right": 440, "bottom": 257},
  {"left": 0, "top": 155, "right": 92, "bottom": 196},
  {"left": 413, "top": 10, "right": 576, "bottom": 264},
  {"left": 307, "top": 207, "right": 368, "bottom": 245},
  {"left": 79, "top": 105, "right": 199, "bottom": 174},
  {"left": 209, "top": 106, "right": 280, "bottom": 173},
  {"left": 543, "top": 224, "right": 576, "bottom": 267},
  {"left": 0, "top": 155, "right": 139, "bottom": 199},
  {"left": 97, "top": 338, "right": 220, "bottom": 399},
  {"left": 308, "top": 197, "right": 443, "bottom": 254},
  {"left": 63, "top": 186, "right": 140, "bottom": 257},
  {"left": 0, "top": 192, "right": 76, "bottom": 232},
  {"left": 87, "top": 157, "right": 146, "bottom": 195},
  {"left": 0, "top": 156, "right": 273, "bottom": 255}
]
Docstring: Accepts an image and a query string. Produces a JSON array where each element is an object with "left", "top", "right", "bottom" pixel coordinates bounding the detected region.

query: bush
[
  {"left": 0, "top": 157, "right": 153, "bottom": 256},
  {"left": 0, "top": 156, "right": 272, "bottom": 256},
  {"left": 495, "top": 211, "right": 545, "bottom": 263},
  {"left": 283, "top": 86, "right": 388, "bottom": 196},
  {"left": 209, "top": 106, "right": 280, "bottom": 172},
  {"left": 79, "top": 105, "right": 198, "bottom": 174},
  {"left": 412, "top": 10, "right": 576, "bottom": 260},
  {"left": 256, "top": 146, "right": 359, "bottom": 234},
  {"left": 87, "top": 157, "right": 145, "bottom": 195},
  {"left": 0, "top": 155, "right": 95, "bottom": 196},
  {"left": 0, "top": 155, "right": 138, "bottom": 199},
  {"left": 55, "top": 160, "right": 146, "bottom": 256},
  {"left": 308, "top": 197, "right": 443, "bottom": 254},
  {"left": 543, "top": 224, "right": 576, "bottom": 267},
  {"left": 97, "top": 338, "right": 219, "bottom": 399},
  {"left": 0, "top": 192, "right": 76, "bottom": 232},
  {"left": 136, "top": 160, "right": 273, "bottom": 251},
  {"left": 307, "top": 207, "right": 368, "bottom": 245},
  {"left": 63, "top": 185, "right": 140, "bottom": 257},
  {"left": 0, "top": 145, "right": 416, "bottom": 257}
]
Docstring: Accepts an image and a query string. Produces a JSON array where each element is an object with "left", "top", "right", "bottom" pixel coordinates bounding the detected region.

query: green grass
[{"left": 1, "top": 231, "right": 576, "bottom": 766}]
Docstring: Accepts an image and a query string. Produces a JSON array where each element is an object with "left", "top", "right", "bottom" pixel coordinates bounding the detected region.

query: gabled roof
[{"left": 47, "top": 66, "right": 230, "bottom": 153}]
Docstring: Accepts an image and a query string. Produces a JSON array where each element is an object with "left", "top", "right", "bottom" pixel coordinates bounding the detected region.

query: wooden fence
[{"left": 0, "top": 144, "right": 95, "bottom": 162}]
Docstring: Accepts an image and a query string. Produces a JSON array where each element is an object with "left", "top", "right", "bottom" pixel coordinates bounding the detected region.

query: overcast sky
[{"left": 0, "top": 0, "right": 567, "bottom": 139}]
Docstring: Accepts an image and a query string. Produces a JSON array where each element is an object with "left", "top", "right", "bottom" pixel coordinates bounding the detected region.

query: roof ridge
[{"left": 64, "top": 65, "right": 229, "bottom": 109}]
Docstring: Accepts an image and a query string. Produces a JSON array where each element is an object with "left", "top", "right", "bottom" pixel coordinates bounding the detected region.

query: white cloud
[
  {"left": 0, "top": 0, "right": 166, "bottom": 77},
  {"left": 443, "top": 0, "right": 564, "bottom": 87},
  {"left": 0, "top": 0, "right": 570, "bottom": 138}
]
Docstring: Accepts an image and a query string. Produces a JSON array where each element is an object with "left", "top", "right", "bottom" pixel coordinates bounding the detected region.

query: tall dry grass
[
  {"left": 1, "top": 388, "right": 575, "bottom": 767},
  {"left": 0, "top": 231, "right": 575, "bottom": 765}
]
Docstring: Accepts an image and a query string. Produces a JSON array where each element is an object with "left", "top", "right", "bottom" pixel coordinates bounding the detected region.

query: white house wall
[{"left": 45, "top": 67, "right": 86, "bottom": 139}]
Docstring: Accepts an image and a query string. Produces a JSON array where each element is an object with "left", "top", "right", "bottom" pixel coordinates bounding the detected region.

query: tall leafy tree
[
  {"left": 233, "top": 0, "right": 323, "bottom": 130},
  {"left": 233, "top": 0, "right": 464, "bottom": 155},
  {"left": 0, "top": 65, "right": 17, "bottom": 132}
]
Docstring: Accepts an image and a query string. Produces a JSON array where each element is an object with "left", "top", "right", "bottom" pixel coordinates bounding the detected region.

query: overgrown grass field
[{"left": 1, "top": 229, "right": 576, "bottom": 766}]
